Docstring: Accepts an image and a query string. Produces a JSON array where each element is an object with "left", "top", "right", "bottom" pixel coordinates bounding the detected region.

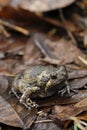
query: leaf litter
[{"left": 0, "top": 0, "right": 87, "bottom": 130}]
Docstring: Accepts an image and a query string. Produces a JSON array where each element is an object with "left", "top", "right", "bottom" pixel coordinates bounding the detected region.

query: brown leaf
[
  {"left": 0, "top": 75, "right": 8, "bottom": 95},
  {"left": 24, "top": 34, "right": 87, "bottom": 66},
  {"left": 53, "top": 98, "right": 87, "bottom": 121},
  {"left": 0, "top": 36, "right": 26, "bottom": 75},
  {"left": 49, "top": 39, "right": 86, "bottom": 65},
  {"left": 37, "top": 90, "right": 87, "bottom": 107},
  {"left": 0, "top": 6, "right": 59, "bottom": 34},
  {"left": 69, "top": 77, "right": 87, "bottom": 89},
  {"left": 0, "top": 76, "right": 37, "bottom": 129},
  {"left": 23, "top": 37, "right": 41, "bottom": 65},
  {"left": 0, "top": 0, "right": 10, "bottom": 7},
  {"left": 68, "top": 69, "right": 87, "bottom": 79},
  {"left": 74, "top": 98, "right": 87, "bottom": 108},
  {"left": 0, "top": 95, "right": 25, "bottom": 128},
  {"left": 77, "top": 112, "right": 87, "bottom": 121},
  {"left": 23, "top": 33, "right": 57, "bottom": 65},
  {"left": 10, "top": 0, "right": 75, "bottom": 12}
]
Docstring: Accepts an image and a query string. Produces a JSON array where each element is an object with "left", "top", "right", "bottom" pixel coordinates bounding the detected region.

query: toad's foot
[
  {"left": 20, "top": 102, "right": 31, "bottom": 110},
  {"left": 58, "top": 81, "right": 78, "bottom": 96},
  {"left": 20, "top": 98, "right": 39, "bottom": 109},
  {"left": 58, "top": 87, "right": 67, "bottom": 96},
  {"left": 58, "top": 81, "right": 70, "bottom": 95},
  {"left": 20, "top": 98, "right": 31, "bottom": 109},
  {"left": 26, "top": 98, "right": 39, "bottom": 108}
]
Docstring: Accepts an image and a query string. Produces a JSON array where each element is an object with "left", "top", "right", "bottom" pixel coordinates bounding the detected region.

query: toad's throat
[{"left": 45, "top": 78, "right": 66, "bottom": 93}]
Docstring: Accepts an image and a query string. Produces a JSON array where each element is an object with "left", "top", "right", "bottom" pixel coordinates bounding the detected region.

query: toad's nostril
[
  {"left": 61, "top": 73, "right": 65, "bottom": 77},
  {"left": 62, "top": 72, "right": 65, "bottom": 76},
  {"left": 51, "top": 74, "right": 57, "bottom": 79}
]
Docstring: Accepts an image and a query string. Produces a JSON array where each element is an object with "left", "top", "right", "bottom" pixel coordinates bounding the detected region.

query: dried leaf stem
[
  {"left": 70, "top": 117, "right": 87, "bottom": 130},
  {"left": 59, "top": 9, "right": 77, "bottom": 45},
  {"left": 78, "top": 56, "right": 87, "bottom": 65},
  {"left": 34, "top": 119, "right": 53, "bottom": 124},
  {"left": 0, "top": 19, "right": 30, "bottom": 36},
  {"left": 34, "top": 39, "right": 56, "bottom": 59}
]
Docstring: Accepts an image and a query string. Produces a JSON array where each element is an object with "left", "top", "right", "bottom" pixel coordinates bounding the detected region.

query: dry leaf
[
  {"left": 10, "top": 0, "right": 75, "bottom": 12},
  {"left": 0, "top": 76, "right": 37, "bottom": 129},
  {"left": 53, "top": 98, "right": 87, "bottom": 121}
]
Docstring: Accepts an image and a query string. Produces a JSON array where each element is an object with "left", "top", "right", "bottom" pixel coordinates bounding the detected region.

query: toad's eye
[
  {"left": 61, "top": 71, "right": 66, "bottom": 76},
  {"left": 50, "top": 74, "right": 57, "bottom": 79}
]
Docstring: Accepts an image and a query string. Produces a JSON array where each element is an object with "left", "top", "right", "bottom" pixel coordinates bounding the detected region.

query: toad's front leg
[
  {"left": 20, "top": 87, "right": 40, "bottom": 109},
  {"left": 58, "top": 81, "right": 78, "bottom": 96}
]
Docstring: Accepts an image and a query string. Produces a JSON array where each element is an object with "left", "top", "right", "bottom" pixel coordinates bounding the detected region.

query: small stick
[
  {"left": 79, "top": 120, "right": 87, "bottom": 127},
  {"left": 0, "top": 24, "right": 10, "bottom": 37},
  {"left": 78, "top": 56, "right": 87, "bottom": 65},
  {"left": 59, "top": 9, "right": 77, "bottom": 45},
  {"left": 0, "top": 19, "right": 30, "bottom": 36},
  {"left": 40, "top": 57, "right": 62, "bottom": 65},
  {"left": 70, "top": 117, "right": 87, "bottom": 130},
  {"left": 34, "top": 119, "right": 53, "bottom": 124},
  {"left": 34, "top": 39, "right": 56, "bottom": 59},
  {"left": 34, "top": 39, "right": 49, "bottom": 58}
]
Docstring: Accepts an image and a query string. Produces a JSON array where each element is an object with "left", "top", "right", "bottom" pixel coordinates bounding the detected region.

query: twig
[
  {"left": 0, "top": 24, "right": 10, "bottom": 37},
  {"left": 34, "top": 39, "right": 56, "bottom": 59},
  {"left": 37, "top": 111, "right": 47, "bottom": 116},
  {"left": 59, "top": 9, "right": 77, "bottom": 45},
  {"left": 40, "top": 57, "right": 62, "bottom": 65},
  {"left": 34, "top": 119, "right": 53, "bottom": 124},
  {"left": 47, "top": 28, "right": 57, "bottom": 37},
  {"left": 79, "top": 120, "right": 87, "bottom": 127},
  {"left": 70, "top": 117, "right": 87, "bottom": 130},
  {"left": 0, "top": 19, "right": 30, "bottom": 36},
  {"left": 78, "top": 56, "right": 87, "bottom": 65}
]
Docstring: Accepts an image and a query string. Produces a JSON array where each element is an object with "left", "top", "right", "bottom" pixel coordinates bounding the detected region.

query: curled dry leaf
[
  {"left": 69, "top": 77, "right": 87, "bottom": 89},
  {"left": 10, "top": 0, "right": 75, "bottom": 12},
  {"left": 83, "top": 30, "right": 87, "bottom": 48},
  {"left": 0, "top": 75, "right": 8, "bottom": 95},
  {"left": 0, "top": 75, "right": 37, "bottom": 129},
  {"left": 49, "top": 39, "right": 86, "bottom": 65},
  {"left": 68, "top": 69, "right": 87, "bottom": 79},
  {"left": 0, "top": 0, "right": 10, "bottom": 8},
  {"left": 24, "top": 34, "right": 87, "bottom": 66},
  {"left": 37, "top": 90, "right": 87, "bottom": 107},
  {"left": 53, "top": 98, "right": 87, "bottom": 121},
  {"left": 0, "top": 95, "right": 25, "bottom": 128},
  {"left": 74, "top": 98, "right": 87, "bottom": 108}
]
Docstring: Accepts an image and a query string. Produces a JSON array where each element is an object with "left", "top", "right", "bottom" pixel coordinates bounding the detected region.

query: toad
[{"left": 11, "top": 65, "right": 69, "bottom": 109}]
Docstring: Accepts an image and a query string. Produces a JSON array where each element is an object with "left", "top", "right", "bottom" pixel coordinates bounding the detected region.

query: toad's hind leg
[{"left": 20, "top": 87, "right": 40, "bottom": 109}]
